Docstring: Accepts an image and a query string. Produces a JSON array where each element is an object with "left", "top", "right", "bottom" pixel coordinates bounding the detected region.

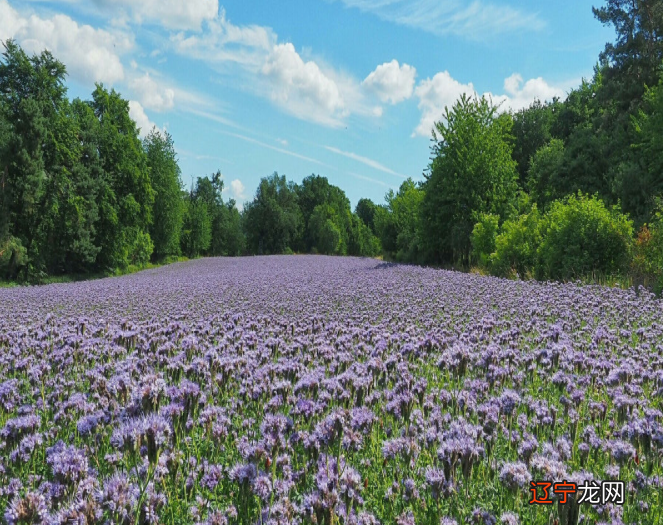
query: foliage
[
  {"left": 470, "top": 213, "right": 499, "bottom": 269},
  {"left": 144, "top": 129, "right": 184, "bottom": 259},
  {"left": 355, "top": 198, "right": 378, "bottom": 234},
  {"left": 243, "top": 173, "right": 302, "bottom": 255},
  {"left": 421, "top": 95, "right": 518, "bottom": 265},
  {"left": 308, "top": 204, "right": 343, "bottom": 255},
  {"left": 375, "top": 178, "right": 424, "bottom": 262},
  {"left": 511, "top": 98, "right": 558, "bottom": 184},
  {"left": 181, "top": 193, "right": 212, "bottom": 258},
  {"left": 527, "top": 139, "right": 566, "bottom": 208},
  {"left": 490, "top": 206, "right": 543, "bottom": 279},
  {"left": 0, "top": 235, "right": 28, "bottom": 280},
  {"left": 631, "top": 200, "right": 663, "bottom": 293},
  {"left": 348, "top": 214, "right": 381, "bottom": 257},
  {"left": 537, "top": 193, "right": 633, "bottom": 280}
]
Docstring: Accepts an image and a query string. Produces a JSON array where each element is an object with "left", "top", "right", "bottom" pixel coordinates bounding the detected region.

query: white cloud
[
  {"left": 129, "top": 72, "right": 175, "bottom": 112},
  {"left": 362, "top": 59, "right": 416, "bottom": 104},
  {"left": 262, "top": 43, "right": 347, "bottom": 127},
  {"left": 0, "top": 0, "right": 22, "bottom": 42},
  {"left": 413, "top": 71, "right": 476, "bottom": 137},
  {"left": 492, "top": 73, "right": 566, "bottom": 111},
  {"left": 335, "top": 0, "right": 544, "bottom": 39},
  {"left": 93, "top": 0, "right": 218, "bottom": 31},
  {"left": 413, "top": 71, "right": 567, "bottom": 137},
  {"left": 129, "top": 100, "right": 164, "bottom": 138},
  {"left": 0, "top": 0, "right": 131, "bottom": 84},
  {"left": 171, "top": 8, "right": 275, "bottom": 67},
  {"left": 229, "top": 179, "right": 246, "bottom": 200},
  {"left": 325, "top": 145, "right": 407, "bottom": 179}
]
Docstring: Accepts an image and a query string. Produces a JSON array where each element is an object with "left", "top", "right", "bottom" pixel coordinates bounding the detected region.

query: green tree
[
  {"left": 593, "top": 0, "right": 663, "bottom": 109},
  {"left": 347, "top": 213, "right": 381, "bottom": 257},
  {"left": 308, "top": 204, "right": 342, "bottom": 255},
  {"left": 144, "top": 129, "right": 184, "bottom": 259},
  {"left": 527, "top": 139, "right": 566, "bottom": 207},
  {"left": 181, "top": 195, "right": 212, "bottom": 257},
  {"left": 296, "top": 175, "right": 352, "bottom": 252},
  {"left": 0, "top": 40, "right": 101, "bottom": 278},
  {"left": 90, "top": 84, "right": 154, "bottom": 270},
  {"left": 511, "top": 99, "right": 559, "bottom": 184},
  {"left": 374, "top": 179, "right": 424, "bottom": 262},
  {"left": 243, "top": 173, "right": 302, "bottom": 254},
  {"left": 217, "top": 200, "right": 245, "bottom": 256},
  {"left": 355, "top": 198, "right": 378, "bottom": 234},
  {"left": 630, "top": 74, "right": 663, "bottom": 223},
  {"left": 421, "top": 95, "right": 518, "bottom": 264}
]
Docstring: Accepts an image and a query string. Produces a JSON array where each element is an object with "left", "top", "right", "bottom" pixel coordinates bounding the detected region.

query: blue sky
[{"left": 1, "top": 0, "right": 614, "bottom": 208}]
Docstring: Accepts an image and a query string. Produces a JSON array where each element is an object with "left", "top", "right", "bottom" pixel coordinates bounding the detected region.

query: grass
[{"left": 0, "top": 255, "right": 190, "bottom": 288}]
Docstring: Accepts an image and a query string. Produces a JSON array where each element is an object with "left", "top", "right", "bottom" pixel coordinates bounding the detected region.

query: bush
[
  {"left": 471, "top": 213, "right": 499, "bottom": 269},
  {"left": 129, "top": 230, "right": 154, "bottom": 267},
  {"left": 0, "top": 236, "right": 28, "bottom": 280},
  {"left": 536, "top": 193, "right": 633, "bottom": 280},
  {"left": 631, "top": 203, "right": 663, "bottom": 294},
  {"left": 491, "top": 207, "right": 543, "bottom": 278}
]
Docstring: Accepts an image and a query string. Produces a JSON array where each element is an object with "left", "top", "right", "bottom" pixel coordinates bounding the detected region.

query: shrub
[
  {"left": 0, "top": 236, "right": 28, "bottom": 280},
  {"left": 470, "top": 214, "right": 499, "bottom": 269},
  {"left": 631, "top": 203, "right": 663, "bottom": 294},
  {"left": 536, "top": 193, "right": 633, "bottom": 280},
  {"left": 491, "top": 206, "right": 543, "bottom": 278}
]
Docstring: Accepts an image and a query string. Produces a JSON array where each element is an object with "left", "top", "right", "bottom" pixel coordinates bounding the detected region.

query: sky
[{"left": 1, "top": 0, "right": 615, "bottom": 209}]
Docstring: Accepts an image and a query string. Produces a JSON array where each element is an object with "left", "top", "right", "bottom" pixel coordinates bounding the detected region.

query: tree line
[
  {"left": 369, "top": 0, "right": 663, "bottom": 292},
  {"left": 2, "top": 0, "right": 663, "bottom": 290},
  {"left": 0, "top": 38, "right": 379, "bottom": 281}
]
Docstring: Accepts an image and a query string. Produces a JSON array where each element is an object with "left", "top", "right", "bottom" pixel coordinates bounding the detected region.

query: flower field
[{"left": 0, "top": 256, "right": 662, "bottom": 525}]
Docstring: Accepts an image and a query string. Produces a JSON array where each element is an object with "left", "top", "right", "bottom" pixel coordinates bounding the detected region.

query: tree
[
  {"left": 243, "top": 173, "right": 302, "bottom": 254},
  {"left": 373, "top": 179, "right": 424, "bottom": 262},
  {"left": 593, "top": 0, "right": 663, "bottom": 109},
  {"left": 421, "top": 95, "right": 518, "bottom": 264},
  {"left": 89, "top": 84, "right": 154, "bottom": 270},
  {"left": 511, "top": 99, "right": 559, "bottom": 184},
  {"left": 217, "top": 200, "right": 245, "bottom": 256},
  {"left": 144, "top": 129, "right": 183, "bottom": 259},
  {"left": 0, "top": 40, "right": 101, "bottom": 278},
  {"left": 527, "top": 139, "right": 566, "bottom": 208},
  {"left": 181, "top": 194, "right": 211, "bottom": 257},
  {"left": 308, "top": 204, "right": 342, "bottom": 255},
  {"left": 355, "top": 198, "right": 378, "bottom": 234},
  {"left": 630, "top": 73, "right": 663, "bottom": 223},
  {"left": 296, "top": 175, "right": 352, "bottom": 252}
]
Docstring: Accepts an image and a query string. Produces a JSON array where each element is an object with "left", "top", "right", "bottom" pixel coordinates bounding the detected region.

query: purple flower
[{"left": 499, "top": 462, "right": 531, "bottom": 491}]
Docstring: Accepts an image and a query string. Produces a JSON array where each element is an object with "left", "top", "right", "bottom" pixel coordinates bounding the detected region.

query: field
[{"left": 0, "top": 256, "right": 661, "bottom": 525}]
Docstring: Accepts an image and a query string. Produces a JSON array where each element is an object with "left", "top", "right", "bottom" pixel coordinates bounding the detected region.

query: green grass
[{"left": 0, "top": 255, "right": 190, "bottom": 288}]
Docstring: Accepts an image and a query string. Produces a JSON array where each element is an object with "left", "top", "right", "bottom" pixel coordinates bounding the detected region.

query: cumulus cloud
[
  {"left": 129, "top": 100, "right": 163, "bottom": 138},
  {"left": 0, "top": 0, "right": 131, "bottom": 85},
  {"left": 129, "top": 72, "right": 175, "bottom": 112},
  {"left": 93, "top": 0, "right": 218, "bottom": 31},
  {"left": 413, "top": 70, "right": 567, "bottom": 137},
  {"left": 362, "top": 59, "right": 416, "bottom": 104},
  {"left": 229, "top": 179, "right": 246, "bottom": 200},
  {"left": 262, "top": 43, "right": 347, "bottom": 127},
  {"left": 492, "top": 73, "right": 566, "bottom": 112}
]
